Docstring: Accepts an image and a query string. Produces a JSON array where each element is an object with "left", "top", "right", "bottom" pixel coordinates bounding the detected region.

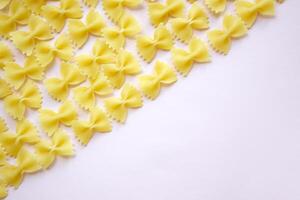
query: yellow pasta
[
  {"left": 4, "top": 56, "right": 44, "bottom": 90},
  {"left": 0, "top": 120, "right": 40, "bottom": 157},
  {"left": 138, "top": 61, "right": 177, "bottom": 100},
  {"left": 0, "top": 118, "right": 8, "bottom": 136},
  {"left": 136, "top": 25, "right": 173, "bottom": 63},
  {"left": 68, "top": 9, "right": 105, "bottom": 48},
  {"left": 35, "top": 34, "right": 73, "bottom": 67},
  {"left": 23, "top": 0, "right": 47, "bottom": 14},
  {"left": 0, "top": 79, "right": 12, "bottom": 99},
  {"left": 235, "top": 0, "right": 275, "bottom": 28},
  {"left": 102, "top": 0, "right": 142, "bottom": 22},
  {"left": 171, "top": 37, "right": 210, "bottom": 76},
  {"left": 0, "top": 0, "right": 12, "bottom": 10},
  {"left": 148, "top": 0, "right": 185, "bottom": 26},
  {"left": 35, "top": 129, "right": 74, "bottom": 169},
  {"left": 45, "top": 62, "right": 85, "bottom": 101},
  {"left": 205, "top": 0, "right": 228, "bottom": 14},
  {"left": 0, "top": 0, "right": 31, "bottom": 38},
  {"left": 83, "top": 0, "right": 99, "bottom": 7},
  {"left": 104, "top": 83, "right": 143, "bottom": 123},
  {"left": 207, "top": 14, "right": 247, "bottom": 54},
  {"left": 42, "top": 0, "right": 82, "bottom": 32},
  {"left": 0, "top": 42, "right": 14, "bottom": 69},
  {"left": 10, "top": 15, "right": 54, "bottom": 55},
  {"left": 171, "top": 2, "right": 209, "bottom": 43},
  {"left": 102, "top": 14, "right": 141, "bottom": 51},
  {"left": 0, "top": 148, "right": 41, "bottom": 188},
  {"left": 72, "top": 107, "right": 111, "bottom": 145},
  {"left": 73, "top": 73, "right": 113, "bottom": 110},
  {"left": 3, "top": 81, "right": 41, "bottom": 120},
  {"left": 75, "top": 39, "right": 115, "bottom": 78},
  {"left": 0, "top": 181, "right": 7, "bottom": 199},
  {"left": 39, "top": 101, "right": 77, "bottom": 136},
  {"left": 103, "top": 50, "right": 141, "bottom": 89}
]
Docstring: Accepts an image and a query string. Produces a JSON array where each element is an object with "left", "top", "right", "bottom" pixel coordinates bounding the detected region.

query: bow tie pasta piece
[
  {"left": 35, "top": 129, "right": 74, "bottom": 169},
  {"left": 0, "top": 180, "right": 7, "bottom": 199},
  {"left": 75, "top": 39, "right": 115, "bottom": 78},
  {"left": 235, "top": 0, "right": 275, "bottom": 28},
  {"left": 104, "top": 83, "right": 143, "bottom": 123},
  {"left": 73, "top": 73, "right": 113, "bottom": 110},
  {"left": 103, "top": 50, "right": 141, "bottom": 89},
  {"left": 35, "top": 34, "right": 73, "bottom": 67},
  {"left": 3, "top": 81, "right": 42, "bottom": 120},
  {"left": 10, "top": 15, "right": 54, "bottom": 55},
  {"left": 0, "top": 118, "right": 8, "bottom": 137},
  {"left": 0, "top": 79, "right": 12, "bottom": 99},
  {"left": 0, "top": 120, "right": 40, "bottom": 157},
  {"left": 207, "top": 14, "right": 247, "bottom": 55},
  {"left": 103, "top": 14, "right": 141, "bottom": 51},
  {"left": 68, "top": 9, "right": 105, "bottom": 48},
  {"left": 4, "top": 56, "right": 44, "bottom": 90},
  {"left": 0, "top": 42, "right": 14, "bottom": 69},
  {"left": 148, "top": 0, "right": 185, "bottom": 26},
  {"left": 205, "top": 0, "right": 228, "bottom": 14},
  {"left": 39, "top": 101, "right": 77, "bottom": 136},
  {"left": 0, "top": 0, "right": 31, "bottom": 38},
  {"left": 171, "top": 3, "right": 209, "bottom": 43},
  {"left": 23, "top": 0, "right": 47, "bottom": 14},
  {"left": 0, "top": 0, "right": 11, "bottom": 9},
  {"left": 72, "top": 107, "right": 111, "bottom": 145},
  {"left": 83, "top": 0, "right": 99, "bottom": 7},
  {"left": 103, "top": 0, "right": 142, "bottom": 23},
  {"left": 138, "top": 61, "right": 177, "bottom": 100},
  {"left": 171, "top": 37, "right": 211, "bottom": 76},
  {"left": 136, "top": 25, "right": 173, "bottom": 62},
  {"left": 0, "top": 148, "right": 41, "bottom": 188},
  {"left": 45, "top": 62, "right": 85, "bottom": 101},
  {"left": 42, "top": 0, "right": 82, "bottom": 32}
]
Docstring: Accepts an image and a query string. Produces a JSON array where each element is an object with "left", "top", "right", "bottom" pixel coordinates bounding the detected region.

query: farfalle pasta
[
  {"left": 148, "top": 0, "right": 185, "bottom": 26},
  {"left": 83, "top": 0, "right": 99, "bottom": 7},
  {"left": 104, "top": 83, "right": 143, "bottom": 123},
  {"left": 45, "top": 62, "right": 85, "bottom": 101},
  {"left": 0, "top": 42, "right": 14, "bottom": 69},
  {"left": 170, "top": 3, "right": 209, "bottom": 43},
  {"left": 102, "top": 14, "right": 141, "bottom": 51},
  {"left": 75, "top": 39, "right": 115, "bottom": 78},
  {"left": 42, "top": 0, "right": 82, "bottom": 32},
  {"left": 136, "top": 25, "right": 173, "bottom": 62},
  {"left": 0, "top": 0, "right": 12, "bottom": 10},
  {"left": 35, "top": 129, "right": 74, "bottom": 169},
  {"left": 0, "top": 120, "right": 40, "bottom": 157},
  {"left": 0, "top": 118, "right": 8, "bottom": 136},
  {"left": 0, "top": 0, "right": 31, "bottom": 38},
  {"left": 4, "top": 56, "right": 44, "bottom": 89},
  {"left": 3, "top": 81, "right": 41, "bottom": 120},
  {"left": 72, "top": 107, "right": 111, "bottom": 145},
  {"left": 0, "top": 79, "right": 12, "bottom": 99},
  {"left": 207, "top": 14, "right": 247, "bottom": 54},
  {"left": 22, "top": 0, "right": 46, "bottom": 14},
  {"left": 235, "top": 0, "right": 275, "bottom": 28},
  {"left": 73, "top": 73, "right": 113, "bottom": 110},
  {"left": 171, "top": 37, "right": 210, "bottom": 76},
  {"left": 103, "top": 50, "right": 141, "bottom": 89},
  {"left": 138, "top": 61, "right": 177, "bottom": 100},
  {"left": 205, "top": 0, "right": 228, "bottom": 14},
  {"left": 68, "top": 9, "right": 105, "bottom": 48},
  {"left": 0, "top": 180, "right": 7, "bottom": 199},
  {"left": 102, "top": 0, "right": 142, "bottom": 22},
  {"left": 35, "top": 34, "right": 73, "bottom": 67},
  {"left": 10, "top": 15, "right": 54, "bottom": 55},
  {"left": 39, "top": 101, "right": 77, "bottom": 136},
  {"left": 0, "top": 148, "right": 41, "bottom": 188}
]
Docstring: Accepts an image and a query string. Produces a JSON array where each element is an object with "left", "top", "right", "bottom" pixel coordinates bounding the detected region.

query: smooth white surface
[{"left": 2, "top": 1, "right": 300, "bottom": 200}]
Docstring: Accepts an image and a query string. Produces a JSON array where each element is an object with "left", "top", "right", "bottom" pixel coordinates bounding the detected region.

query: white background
[{"left": 2, "top": 0, "right": 300, "bottom": 199}]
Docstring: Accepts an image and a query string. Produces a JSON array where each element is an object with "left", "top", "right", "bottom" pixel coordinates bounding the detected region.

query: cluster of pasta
[{"left": 0, "top": 0, "right": 284, "bottom": 198}]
